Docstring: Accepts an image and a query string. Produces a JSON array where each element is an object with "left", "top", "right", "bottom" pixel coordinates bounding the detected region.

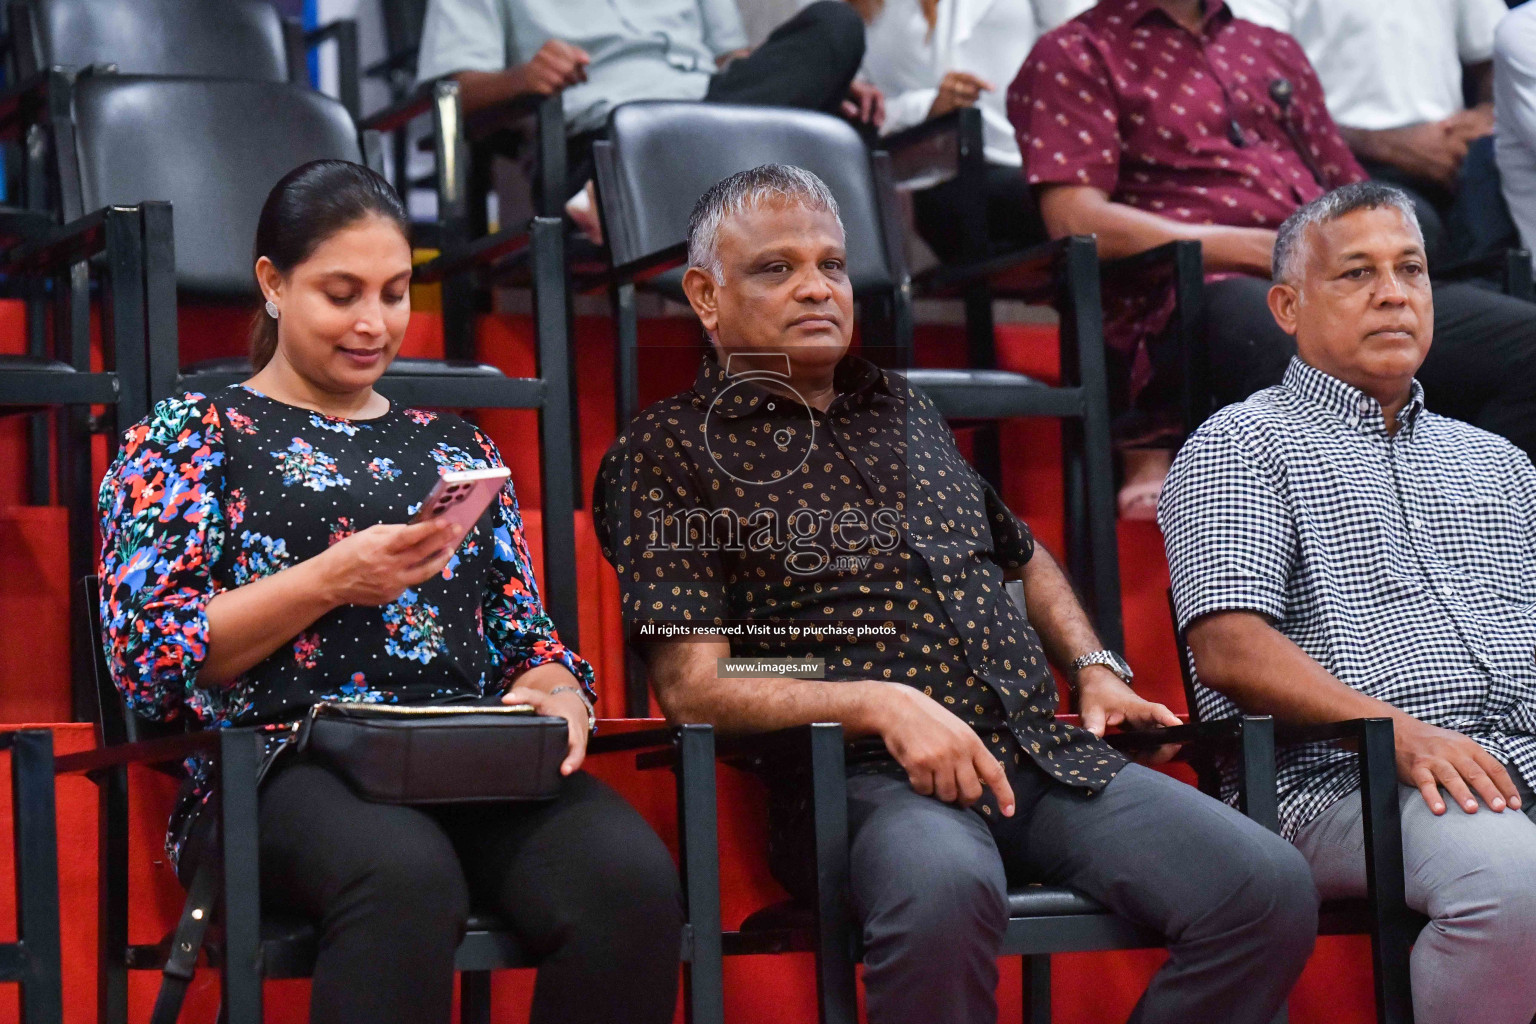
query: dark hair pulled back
[{"left": 250, "top": 160, "right": 409, "bottom": 370}]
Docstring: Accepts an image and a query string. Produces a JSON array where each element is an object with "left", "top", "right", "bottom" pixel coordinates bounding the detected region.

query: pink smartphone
[{"left": 409, "top": 467, "right": 511, "bottom": 533}]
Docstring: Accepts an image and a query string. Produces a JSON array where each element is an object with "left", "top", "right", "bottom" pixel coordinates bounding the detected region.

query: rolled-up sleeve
[
  {"left": 594, "top": 430, "right": 729, "bottom": 634},
  {"left": 1158, "top": 424, "right": 1297, "bottom": 632},
  {"left": 415, "top": 0, "right": 511, "bottom": 86},
  {"left": 97, "top": 395, "right": 228, "bottom": 722},
  {"left": 1007, "top": 26, "right": 1122, "bottom": 192}
]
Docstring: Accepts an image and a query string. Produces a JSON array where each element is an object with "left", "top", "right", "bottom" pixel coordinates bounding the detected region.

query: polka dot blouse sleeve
[
  {"left": 593, "top": 429, "right": 729, "bottom": 634},
  {"left": 476, "top": 431, "right": 595, "bottom": 698},
  {"left": 96, "top": 393, "right": 228, "bottom": 722},
  {"left": 1008, "top": 27, "right": 1122, "bottom": 192}
]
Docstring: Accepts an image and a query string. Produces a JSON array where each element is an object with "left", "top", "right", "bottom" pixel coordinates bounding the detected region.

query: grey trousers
[
  {"left": 1294, "top": 768, "right": 1536, "bottom": 1024},
  {"left": 846, "top": 764, "right": 1318, "bottom": 1024}
]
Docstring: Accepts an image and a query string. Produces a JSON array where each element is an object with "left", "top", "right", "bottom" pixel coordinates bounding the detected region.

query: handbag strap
[{"left": 150, "top": 853, "right": 220, "bottom": 1024}]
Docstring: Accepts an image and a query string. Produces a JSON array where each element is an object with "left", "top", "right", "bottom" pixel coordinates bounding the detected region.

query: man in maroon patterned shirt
[{"left": 1008, "top": 0, "right": 1536, "bottom": 516}]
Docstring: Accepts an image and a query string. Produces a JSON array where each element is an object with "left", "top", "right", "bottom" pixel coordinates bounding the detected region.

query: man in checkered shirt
[{"left": 1160, "top": 181, "right": 1536, "bottom": 1024}]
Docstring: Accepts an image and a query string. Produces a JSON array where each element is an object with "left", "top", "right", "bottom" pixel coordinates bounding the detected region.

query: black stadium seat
[
  {"left": 7, "top": 0, "right": 359, "bottom": 116},
  {"left": 42, "top": 70, "right": 582, "bottom": 647}
]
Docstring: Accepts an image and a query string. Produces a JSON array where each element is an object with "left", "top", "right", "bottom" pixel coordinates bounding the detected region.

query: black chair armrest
[
  {"left": 603, "top": 240, "right": 689, "bottom": 290},
  {"left": 362, "top": 77, "right": 546, "bottom": 135},
  {"left": 303, "top": 18, "right": 358, "bottom": 49},
  {"left": 1273, "top": 717, "right": 1392, "bottom": 746},
  {"left": 586, "top": 725, "right": 673, "bottom": 756},
  {"left": 1, "top": 207, "right": 118, "bottom": 275},
  {"left": 0, "top": 207, "right": 58, "bottom": 250},
  {"left": 1108, "top": 715, "right": 1281, "bottom": 829},
  {"left": 411, "top": 224, "right": 533, "bottom": 283},
  {"left": 921, "top": 234, "right": 1073, "bottom": 299},
  {"left": 879, "top": 108, "right": 983, "bottom": 193},
  {"left": 0, "top": 69, "right": 48, "bottom": 135},
  {"left": 360, "top": 83, "right": 439, "bottom": 133},
  {"left": 1099, "top": 239, "right": 1196, "bottom": 279},
  {"left": 1103, "top": 715, "right": 1255, "bottom": 752},
  {"left": 54, "top": 728, "right": 218, "bottom": 776},
  {"left": 881, "top": 107, "right": 970, "bottom": 154},
  {"left": 364, "top": 47, "right": 419, "bottom": 83},
  {"left": 1439, "top": 247, "right": 1534, "bottom": 300}
]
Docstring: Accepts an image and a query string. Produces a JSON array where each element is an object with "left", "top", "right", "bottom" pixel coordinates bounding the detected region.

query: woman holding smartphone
[{"left": 97, "top": 160, "right": 682, "bottom": 1024}]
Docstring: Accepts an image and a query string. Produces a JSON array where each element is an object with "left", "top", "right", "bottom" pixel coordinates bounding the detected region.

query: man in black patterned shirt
[
  {"left": 1160, "top": 182, "right": 1536, "bottom": 1024},
  {"left": 594, "top": 164, "right": 1317, "bottom": 1024}
]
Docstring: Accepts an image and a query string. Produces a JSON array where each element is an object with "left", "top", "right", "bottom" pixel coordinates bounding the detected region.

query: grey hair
[
  {"left": 1272, "top": 182, "right": 1423, "bottom": 284},
  {"left": 686, "top": 164, "right": 844, "bottom": 282}
]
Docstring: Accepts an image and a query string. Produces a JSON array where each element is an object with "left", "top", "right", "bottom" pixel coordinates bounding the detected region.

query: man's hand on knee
[
  {"left": 1395, "top": 717, "right": 1523, "bottom": 815},
  {"left": 874, "top": 684, "right": 1016, "bottom": 816}
]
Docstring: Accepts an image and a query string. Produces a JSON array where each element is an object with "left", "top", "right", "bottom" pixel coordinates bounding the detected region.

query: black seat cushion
[
  {"left": 71, "top": 76, "right": 362, "bottom": 297},
  {"left": 1006, "top": 885, "right": 1108, "bottom": 917}
]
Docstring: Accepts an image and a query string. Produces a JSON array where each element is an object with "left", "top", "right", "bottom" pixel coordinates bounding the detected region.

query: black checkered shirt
[{"left": 1160, "top": 356, "right": 1536, "bottom": 840}]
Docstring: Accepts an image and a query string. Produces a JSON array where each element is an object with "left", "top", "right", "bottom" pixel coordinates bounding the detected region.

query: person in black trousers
[
  {"left": 96, "top": 159, "right": 682, "bottom": 1024},
  {"left": 417, "top": 0, "right": 882, "bottom": 208}
]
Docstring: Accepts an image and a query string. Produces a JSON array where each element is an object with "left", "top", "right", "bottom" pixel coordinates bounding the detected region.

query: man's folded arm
[
  {"left": 644, "top": 636, "right": 891, "bottom": 737},
  {"left": 1037, "top": 184, "right": 1277, "bottom": 274}
]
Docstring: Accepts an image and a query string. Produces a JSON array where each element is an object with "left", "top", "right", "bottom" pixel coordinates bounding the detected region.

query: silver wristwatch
[{"left": 1069, "top": 650, "right": 1134, "bottom": 689}]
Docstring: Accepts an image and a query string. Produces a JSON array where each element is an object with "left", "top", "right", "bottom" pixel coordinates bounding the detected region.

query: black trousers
[
  {"left": 1202, "top": 275, "right": 1536, "bottom": 459},
  {"left": 911, "top": 161, "right": 1046, "bottom": 263},
  {"left": 564, "top": 0, "right": 866, "bottom": 196},
  {"left": 258, "top": 759, "right": 683, "bottom": 1024}
]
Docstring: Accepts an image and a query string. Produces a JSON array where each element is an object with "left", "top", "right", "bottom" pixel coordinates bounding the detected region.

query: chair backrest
[
  {"left": 12, "top": 0, "right": 292, "bottom": 83},
  {"left": 65, "top": 75, "right": 363, "bottom": 296},
  {"left": 81, "top": 576, "right": 185, "bottom": 748},
  {"left": 595, "top": 102, "right": 903, "bottom": 297}
]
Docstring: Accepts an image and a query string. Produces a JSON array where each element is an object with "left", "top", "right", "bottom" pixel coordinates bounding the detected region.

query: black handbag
[{"left": 295, "top": 700, "right": 570, "bottom": 804}]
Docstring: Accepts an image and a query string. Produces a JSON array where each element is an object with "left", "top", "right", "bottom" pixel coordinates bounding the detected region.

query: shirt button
[
  {"left": 1409, "top": 516, "right": 1423, "bottom": 530},
  {"left": 1444, "top": 584, "right": 1459, "bottom": 597},
  {"left": 766, "top": 402, "right": 775, "bottom": 411}
]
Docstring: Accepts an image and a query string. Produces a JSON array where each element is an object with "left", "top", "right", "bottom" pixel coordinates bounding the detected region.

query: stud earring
[{"left": 265, "top": 300, "right": 279, "bottom": 319}]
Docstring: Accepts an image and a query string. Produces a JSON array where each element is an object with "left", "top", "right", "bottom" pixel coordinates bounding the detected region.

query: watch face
[{"left": 1108, "top": 652, "right": 1133, "bottom": 680}]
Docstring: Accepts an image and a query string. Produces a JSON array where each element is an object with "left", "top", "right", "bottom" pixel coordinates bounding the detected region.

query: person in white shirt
[
  {"left": 849, "top": 0, "right": 1092, "bottom": 260},
  {"left": 1228, "top": 0, "right": 1512, "bottom": 264},
  {"left": 1495, "top": 2, "right": 1536, "bottom": 271}
]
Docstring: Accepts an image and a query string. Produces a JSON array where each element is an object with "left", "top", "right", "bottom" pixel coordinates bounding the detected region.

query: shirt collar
[
  {"left": 1281, "top": 356, "right": 1425, "bottom": 439},
  {"left": 689, "top": 351, "right": 893, "bottom": 420},
  {"left": 1107, "top": 0, "right": 1232, "bottom": 34}
]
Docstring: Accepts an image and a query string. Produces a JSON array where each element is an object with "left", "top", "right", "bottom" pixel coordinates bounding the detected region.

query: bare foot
[
  {"left": 1118, "top": 448, "right": 1172, "bottom": 521},
  {"left": 565, "top": 180, "right": 603, "bottom": 245}
]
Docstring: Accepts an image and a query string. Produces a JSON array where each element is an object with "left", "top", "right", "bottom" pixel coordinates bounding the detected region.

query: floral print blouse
[{"left": 98, "top": 386, "right": 593, "bottom": 866}]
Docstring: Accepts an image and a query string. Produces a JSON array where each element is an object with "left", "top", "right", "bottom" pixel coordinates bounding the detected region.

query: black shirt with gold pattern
[{"left": 593, "top": 353, "right": 1125, "bottom": 800}]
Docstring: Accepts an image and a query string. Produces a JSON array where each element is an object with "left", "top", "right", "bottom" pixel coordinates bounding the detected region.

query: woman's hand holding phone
[{"left": 318, "top": 520, "right": 464, "bottom": 607}]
